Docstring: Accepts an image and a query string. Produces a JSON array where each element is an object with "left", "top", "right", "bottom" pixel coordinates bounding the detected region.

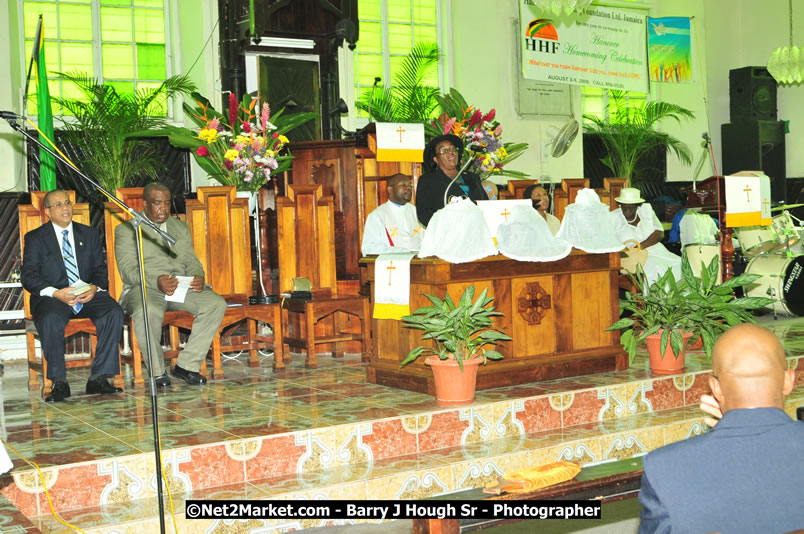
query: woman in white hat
[{"left": 610, "top": 187, "right": 682, "bottom": 283}]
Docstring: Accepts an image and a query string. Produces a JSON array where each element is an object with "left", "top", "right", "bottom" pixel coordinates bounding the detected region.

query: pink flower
[
  {"left": 261, "top": 103, "right": 270, "bottom": 132},
  {"left": 494, "top": 125, "right": 502, "bottom": 136},
  {"left": 272, "top": 132, "right": 280, "bottom": 139},
  {"left": 482, "top": 109, "right": 496, "bottom": 122},
  {"left": 443, "top": 117, "right": 456, "bottom": 135},
  {"left": 468, "top": 110, "right": 483, "bottom": 127},
  {"left": 196, "top": 146, "right": 209, "bottom": 157}
]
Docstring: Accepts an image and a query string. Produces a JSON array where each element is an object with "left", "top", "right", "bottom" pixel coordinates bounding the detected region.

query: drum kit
[{"left": 734, "top": 207, "right": 804, "bottom": 317}]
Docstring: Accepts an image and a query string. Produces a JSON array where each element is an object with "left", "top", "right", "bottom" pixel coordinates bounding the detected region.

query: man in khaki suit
[{"left": 115, "top": 182, "right": 226, "bottom": 387}]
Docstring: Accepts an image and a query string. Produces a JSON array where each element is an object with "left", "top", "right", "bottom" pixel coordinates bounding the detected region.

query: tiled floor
[{"left": 0, "top": 316, "right": 801, "bottom": 533}]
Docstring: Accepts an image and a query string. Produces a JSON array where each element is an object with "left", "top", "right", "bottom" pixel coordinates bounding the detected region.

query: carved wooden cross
[
  {"left": 386, "top": 261, "right": 396, "bottom": 286},
  {"left": 743, "top": 185, "right": 752, "bottom": 203},
  {"left": 500, "top": 208, "right": 511, "bottom": 222},
  {"left": 396, "top": 126, "right": 406, "bottom": 143}
]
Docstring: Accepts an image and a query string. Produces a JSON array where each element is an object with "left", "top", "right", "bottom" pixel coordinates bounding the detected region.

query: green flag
[{"left": 32, "top": 16, "right": 57, "bottom": 191}]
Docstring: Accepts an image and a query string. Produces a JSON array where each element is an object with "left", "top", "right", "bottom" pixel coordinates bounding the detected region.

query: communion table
[{"left": 360, "top": 252, "right": 627, "bottom": 394}]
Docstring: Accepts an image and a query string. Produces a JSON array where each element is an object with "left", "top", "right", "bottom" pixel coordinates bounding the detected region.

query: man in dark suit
[
  {"left": 21, "top": 189, "right": 124, "bottom": 403},
  {"left": 638, "top": 324, "right": 804, "bottom": 533}
]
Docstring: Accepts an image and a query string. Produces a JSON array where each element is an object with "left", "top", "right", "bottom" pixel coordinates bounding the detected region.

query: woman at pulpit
[{"left": 415, "top": 134, "right": 488, "bottom": 227}]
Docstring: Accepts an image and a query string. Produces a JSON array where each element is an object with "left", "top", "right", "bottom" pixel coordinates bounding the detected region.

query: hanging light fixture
[
  {"left": 531, "top": 0, "right": 595, "bottom": 17},
  {"left": 767, "top": 0, "right": 803, "bottom": 84}
]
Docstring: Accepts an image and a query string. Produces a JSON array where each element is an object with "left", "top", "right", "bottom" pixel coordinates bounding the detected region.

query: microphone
[
  {"left": 0, "top": 111, "right": 21, "bottom": 122},
  {"left": 367, "top": 77, "right": 381, "bottom": 119},
  {"left": 468, "top": 145, "right": 487, "bottom": 153}
]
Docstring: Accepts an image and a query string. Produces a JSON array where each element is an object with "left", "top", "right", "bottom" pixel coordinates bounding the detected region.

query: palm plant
[
  {"left": 583, "top": 91, "right": 695, "bottom": 187},
  {"left": 52, "top": 71, "right": 196, "bottom": 193},
  {"left": 355, "top": 41, "right": 441, "bottom": 122}
]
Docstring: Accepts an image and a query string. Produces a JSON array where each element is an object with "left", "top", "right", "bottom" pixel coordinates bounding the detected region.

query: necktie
[{"left": 61, "top": 229, "right": 83, "bottom": 314}]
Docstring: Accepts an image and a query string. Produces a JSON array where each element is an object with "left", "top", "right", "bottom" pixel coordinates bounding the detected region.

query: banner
[
  {"left": 32, "top": 16, "right": 57, "bottom": 191},
  {"left": 647, "top": 17, "right": 694, "bottom": 83},
  {"left": 375, "top": 122, "right": 424, "bottom": 162},
  {"left": 519, "top": 4, "right": 648, "bottom": 93}
]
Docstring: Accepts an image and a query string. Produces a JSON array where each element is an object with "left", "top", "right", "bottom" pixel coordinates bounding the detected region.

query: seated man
[
  {"left": 21, "top": 189, "right": 124, "bottom": 402},
  {"left": 610, "top": 188, "right": 681, "bottom": 283},
  {"left": 639, "top": 324, "right": 804, "bottom": 533},
  {"left": 115, "top": 182, "right": 226, "bottom": 387},
  {"left": 361, "top": 173, "right": 424, "bottom": 255},
  {"left": 523, "top": 184, "right": 560, "bottom": 235}
]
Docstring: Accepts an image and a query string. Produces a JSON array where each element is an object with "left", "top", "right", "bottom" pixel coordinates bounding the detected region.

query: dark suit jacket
[
  {"left": 21, "top": 222, "right": 110, "bottom": 312},
  {"left": 415, "top": 168, "right": 487, "bottom": 227},
  {"left": 639, "top": 408, "right": 804, "bottom": 534}
]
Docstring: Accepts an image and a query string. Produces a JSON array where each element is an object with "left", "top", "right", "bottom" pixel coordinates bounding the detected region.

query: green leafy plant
[
  {"left": 52, "top": 71, "right": 196, "bottom": 192},
  {"left": 583, "top": 91, "right": 695, "bottom": 187},
  {"left": 400, "top": 285, "right": 511, "bottom": 370},
  {"left": 607, "top": 254, "right": 775, "bottom": 364},
  {"left": 355, "top": 41, "right": 441, "bottom": 123}
]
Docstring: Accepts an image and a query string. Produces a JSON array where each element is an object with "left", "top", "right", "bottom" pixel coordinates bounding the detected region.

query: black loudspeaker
[
  {"left": 721, "top": 120, "right": 786, "bottom": 203},
  {"left": 729, "top": 67, "right": 777, "bottom": 121}
]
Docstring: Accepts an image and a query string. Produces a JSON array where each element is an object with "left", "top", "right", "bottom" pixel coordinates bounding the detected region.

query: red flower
[
  {"left": 482, "top": 109, "right": 496, "bottom": 122},
  {"left": 243, "top": 122, "right": 251, "bottom": 133},
  {"left": 224, "top": 160, "right": 233, "bottom": 170},
  {"left": 468, "top": 110, "right": 483, "bottom": 127},
  {"left": 228, "top": 93, "right": 239, "bottom": 128},
  {"left": 272, "top": 132, "right": 280, "bottom": 139},
  {"left": 196, "top": 146, "right": 209, "bottom": 157}
]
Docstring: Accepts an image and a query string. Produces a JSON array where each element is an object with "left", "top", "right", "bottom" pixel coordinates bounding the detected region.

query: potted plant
[
  {"left": 607, "top": 254, "right": 774, "bottom": 374},
  {"left": 401, "top": 285, "right": 511, "bottom": 405},
  {"left": 583, "top": 91, "right": 695, "bottom": 187}
]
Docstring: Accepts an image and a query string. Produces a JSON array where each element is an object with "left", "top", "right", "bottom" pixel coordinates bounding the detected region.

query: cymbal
[{"left": 771, "top": 203, "right": 804, "bottom": 212}]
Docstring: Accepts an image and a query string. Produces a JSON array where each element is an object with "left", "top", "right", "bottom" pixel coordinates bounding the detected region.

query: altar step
[{"left": 26, "top": 381, "right": 804, "bottom": 533}]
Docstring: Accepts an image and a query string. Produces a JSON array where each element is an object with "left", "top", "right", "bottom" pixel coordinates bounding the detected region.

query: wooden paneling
[
  {"left": 571, "top": 271, "right": 613, "bottom": 350},
  {"left": 511, "top": 276, "right": 556, "bottom": 357}
]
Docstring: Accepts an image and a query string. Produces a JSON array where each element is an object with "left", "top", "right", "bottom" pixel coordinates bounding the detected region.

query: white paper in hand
[{"left": 165, "top": 276, "right": 194, "bottom": 303}]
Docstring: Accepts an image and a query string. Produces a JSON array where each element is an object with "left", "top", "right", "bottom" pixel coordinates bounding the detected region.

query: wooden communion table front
[{"left": 360, "top": 252, "right": 627, "bottom": 394}]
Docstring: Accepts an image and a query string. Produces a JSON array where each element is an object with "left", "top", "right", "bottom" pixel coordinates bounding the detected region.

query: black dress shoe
[
  {"left": 45, "top": 381, "right": 71, "bottom": 403},
  {"left": 86, "top": 376, "right": 124, "bottom": 395},
  {"left": 153, "top": 373, "right": 171, "bottom": 388},
  {"left": 171, "top": 365, "right": 207, "bottom": 385}
]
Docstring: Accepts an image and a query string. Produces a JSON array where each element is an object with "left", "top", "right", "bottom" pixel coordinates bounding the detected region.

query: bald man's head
[
  {"left": 386, "top": 173, "right": 413, "bottom": 205},
  {"left": 709, "top": 324, "right": 794, "bottom": 412}
]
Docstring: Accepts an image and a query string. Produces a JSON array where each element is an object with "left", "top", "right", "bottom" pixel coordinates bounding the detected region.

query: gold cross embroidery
[
  {"left": 388, "top": 227, "right": 399, "bottom": 238},
  {"left": 743, "top": 185, "right": 752, "bottom": 203},
  {"left": 386, "top": 261, "right": 396, "bottom": 286},
  {"left": 396, "top": 126, "right": 406, "bottom": 143},
  {"left": 762, "top": 198, "right": 770, "bottom": 212},
  {"left": 501, "top": 208, "right": 511, "bottom": 222},
  {"left": 410, "top": 225, "right": 423, "bottom": 237}
]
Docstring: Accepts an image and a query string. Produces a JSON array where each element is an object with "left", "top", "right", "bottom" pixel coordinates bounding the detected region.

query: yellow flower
[
  {"left": 224, "top": 149, "right": 239, "bottom": 161},
  {"left": 235, "top": 135, "right": 252, "bottom": 146},
  {"left": 267, "top": 150, "right": 276, "bottom": 157},
  {"left": 495, "top": 147, "right": 508, "bottom": 159},
  {"left": 278, "top": 135, "right": 289, "bottom": 144},
  {"left": 199, "top": 128, "right": 218, "bottom": 143}
]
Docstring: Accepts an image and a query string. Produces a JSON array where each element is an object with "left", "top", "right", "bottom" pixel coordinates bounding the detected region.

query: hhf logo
[{"left": 525, "top": 19, "right": 560, "bottom": 53}]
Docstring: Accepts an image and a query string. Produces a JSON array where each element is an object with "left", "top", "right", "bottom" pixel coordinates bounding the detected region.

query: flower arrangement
[
  {"left": 162, "top": 92, "right": 316, "bottom": 193},
  {"left": 425, "top": 89, "right": 529, "bottom": 180}
]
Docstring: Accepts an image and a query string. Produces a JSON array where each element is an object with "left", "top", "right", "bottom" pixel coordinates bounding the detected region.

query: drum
[
  {"left": 734, "top": 224, "right": 779, "bottom": 256},
  {"left": 770, "top": 212, "right": 801, "bottom": 253},
  {"left": 745, "top": 255, "right": 804, "bottom": 316},
  {"left": 683, "top": 243, "right": 722, "bottom": 283}
]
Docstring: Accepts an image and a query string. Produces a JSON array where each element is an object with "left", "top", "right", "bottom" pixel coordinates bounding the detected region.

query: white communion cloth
[
  {"left": 497, "top": 205, "right": 572, "bottom": 262},
  {"left": 418, "top": 198, "right": 498, "bottom": 263},
  {"left": 680, "top": 209, "right": 719, "bottom": 247},
  {"left": 361, "top": 201, "right": 424, "bottom": 255},
  {"left": 555, "top": 188, "right": 624, "bottom": 253}
]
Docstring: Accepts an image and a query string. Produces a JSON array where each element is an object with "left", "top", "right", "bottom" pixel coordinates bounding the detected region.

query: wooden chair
[
  {"left": 19, "top": 191, "right": 124, "bottom": 396},
  {"left": 553, "top": 178, "right": 590, "bottom": 220},
  {"left": 105, "top": 186, "right": 283, "bottom": 387},
  {"left": 499, "top": 179, "right": 538, "bottom": 200},
  {"left": 277, "top": 184, "right": 371, "bottom": 368}
]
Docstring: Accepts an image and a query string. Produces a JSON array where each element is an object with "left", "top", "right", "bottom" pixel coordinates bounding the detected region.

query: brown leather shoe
[
  {"left": 45, "top": 381, "right": 71, "bottom": 403},
  {"left": 86, "top": 376, "right": 123, "bottom": 395}
]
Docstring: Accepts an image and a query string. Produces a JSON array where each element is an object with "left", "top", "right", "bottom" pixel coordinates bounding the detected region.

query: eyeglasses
[
  {"left": 46, "top": 200, "right": 72, "bottom": 209},
  {"left": 437, "top": 147, "right": 459, "bottom": 155}
]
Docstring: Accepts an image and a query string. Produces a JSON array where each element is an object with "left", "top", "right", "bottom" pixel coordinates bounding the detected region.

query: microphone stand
[
  {"left": 443, "top": 150, "right": 482, "bottom": 207},
  {"left": 2, "top": 114, "right": 172, "bottom": 534}
]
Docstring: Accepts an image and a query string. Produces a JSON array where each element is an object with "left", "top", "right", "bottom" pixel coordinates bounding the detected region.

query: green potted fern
[
  {"left": 607, "top": 254, "right": 774, "bottom": 374},
  {"left": 401, "top": 285, "right": 510, "bottom": 405}
]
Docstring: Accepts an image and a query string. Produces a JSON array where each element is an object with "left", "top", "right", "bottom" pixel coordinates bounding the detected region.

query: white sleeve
[
  {"left": 641, "top": 204, "right": 664, "bottom": 234},
  {"left": 361, "top": 210, "right": 394, "bottom": 255}
]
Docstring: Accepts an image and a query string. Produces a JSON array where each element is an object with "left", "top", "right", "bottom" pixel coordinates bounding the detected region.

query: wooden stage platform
[{"left": 0, "top": 319, "right": 802, "bottom": 533}]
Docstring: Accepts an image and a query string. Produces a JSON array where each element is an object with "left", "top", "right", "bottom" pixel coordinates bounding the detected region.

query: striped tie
[{"left": 61, "top": 229, "right": 83, "bottom": 314}]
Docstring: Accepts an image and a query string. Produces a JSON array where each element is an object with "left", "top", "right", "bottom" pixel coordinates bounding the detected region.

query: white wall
[{"left": 0, "top": 0, "right": 26, "bottom": 193}]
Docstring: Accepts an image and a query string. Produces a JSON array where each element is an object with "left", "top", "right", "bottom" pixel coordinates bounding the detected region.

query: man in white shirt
[
  {"left": 21, "top": 189, "right": 124, "bottom": 403},
  {"left": 361, "top": 173, "right": 424, "bottom": 255}
]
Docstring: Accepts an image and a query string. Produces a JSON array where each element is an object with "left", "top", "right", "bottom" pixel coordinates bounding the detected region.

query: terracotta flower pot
[
  {"left": 425, "top": 355, "right": 483, "bottom": 406},
  {"left": 688, "top": 336, "right": 703, "bottom": 351},
  {"left": 645, "top": 330, "right": 693, "bottom": 375}
]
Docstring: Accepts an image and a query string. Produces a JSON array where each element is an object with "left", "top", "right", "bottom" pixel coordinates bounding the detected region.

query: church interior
[{"left": 0, "top": 0, "right": 802, "bottom": 532}]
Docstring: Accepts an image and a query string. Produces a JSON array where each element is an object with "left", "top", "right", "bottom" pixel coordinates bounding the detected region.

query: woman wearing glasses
[{"left": 415, "top": 134, "right": 488, "bottom": 227}]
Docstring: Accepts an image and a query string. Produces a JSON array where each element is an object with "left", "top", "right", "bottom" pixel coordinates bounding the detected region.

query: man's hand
[
  {"left": 157, "top": 274, "right": 179, "bottom": 296},
  {"left": 76, "top": 284, "right": 98, "bottom": 303},
  {"left": 190, "top": 275, "right": 204, "bottom": 293},
  {"left": 53, "top": 288, "right": 79, "bottom": 306},
  {"left": 699, "top": 394, "right": 723, "bottom": 427}
]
